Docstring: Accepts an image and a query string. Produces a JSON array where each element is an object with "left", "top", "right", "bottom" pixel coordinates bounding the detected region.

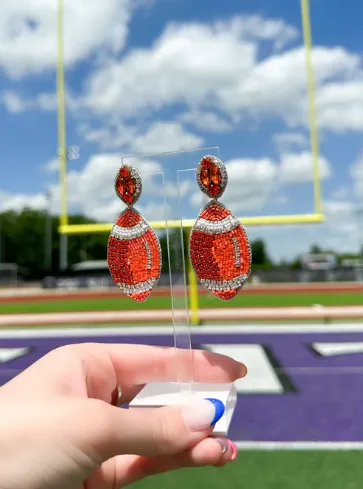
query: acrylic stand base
[{"left": 129, "top": 382, "right": 237, "bottom": 436}]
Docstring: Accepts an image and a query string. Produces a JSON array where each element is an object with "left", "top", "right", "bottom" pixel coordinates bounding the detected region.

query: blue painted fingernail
[{"left": 205, "top": 398, "right": 225, "bottom": 426}]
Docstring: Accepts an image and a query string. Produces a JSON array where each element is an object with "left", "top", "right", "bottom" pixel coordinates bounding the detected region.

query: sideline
[
  {"left": 236, "top": 441, "right": 363, "bottom": 450},
  {"left": 1, "top": 322, "right": 363, "bottom": 338},
  {"left": 2, "top": 306, "right": 363, "bottom": 327}
]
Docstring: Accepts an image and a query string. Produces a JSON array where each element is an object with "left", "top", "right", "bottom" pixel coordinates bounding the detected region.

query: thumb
[{"left": 91, "top": 397, "right": 225, "bottom": 460}]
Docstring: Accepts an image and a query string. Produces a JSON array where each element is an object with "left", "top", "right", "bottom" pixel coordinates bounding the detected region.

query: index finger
[
  {"left": 0, "top": 343, "right": 247, "bottom": 404},
  {"left": 79, "top": 343, "right": 247, "bottom": 385},
  {"left": 111, "top": 344, "right": 246, "bottom": 383}
]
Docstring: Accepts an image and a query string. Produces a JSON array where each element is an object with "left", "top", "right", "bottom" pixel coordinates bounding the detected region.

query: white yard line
[
  {"left": 1, "top": 306, "right": 363, "bottom": 327},
  {"left": 235, "top": 441, "right": 363, "bottom": 450},
  {"left": 0, "top": 322, "right": 363, "bottom": 338},
  {"left": 1, "top": 323, "right": 363, "bottom": 450}
]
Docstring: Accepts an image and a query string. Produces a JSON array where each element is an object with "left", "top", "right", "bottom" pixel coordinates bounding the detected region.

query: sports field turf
[
  {"left": 0, "top": 291, "right": 362, "bottom": 314},
  {"left": 131, "top": 451, "right": 363, "bottom": 489},
  {"left": 1, "top": 324, "right": 362, "bottom": 489}
]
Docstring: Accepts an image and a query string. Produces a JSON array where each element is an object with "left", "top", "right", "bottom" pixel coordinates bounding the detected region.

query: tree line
[{"left": 0, "top": 209, "right": 358, "bottom": 280}]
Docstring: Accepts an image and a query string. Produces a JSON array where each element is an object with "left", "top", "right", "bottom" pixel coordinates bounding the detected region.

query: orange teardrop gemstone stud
[
  {"left": 190, "top": 155, "right": 252, "bottom": 300},
  {"left": 107, "top": 164, "right": 162, "bottom": 302}
]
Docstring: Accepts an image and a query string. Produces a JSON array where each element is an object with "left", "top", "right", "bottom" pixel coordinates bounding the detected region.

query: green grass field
[
  {"left": 131, "top": 451, "right": 363, "bottom": 489},
  {"left": 1, "top": 294, "right": 362, "bottom": 487},
  {"left": 0, "top": 291, "right": 362, "bottom": 314}
]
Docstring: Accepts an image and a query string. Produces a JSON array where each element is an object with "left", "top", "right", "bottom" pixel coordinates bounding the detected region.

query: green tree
[
  {"left": 0, "top": 209, "right": 277, "bottom": 279},
  {"left": 0, "top": 209, "right": 110, "bottom": 279},
  {"left": 250, "top": 239, "right": 272, "bottom": 267},
  {"left": 159, "top": 228, "right": 189, "bottom": 274},
  {"left": 310, "top": 244, "right": 322, "bottom": 254}
]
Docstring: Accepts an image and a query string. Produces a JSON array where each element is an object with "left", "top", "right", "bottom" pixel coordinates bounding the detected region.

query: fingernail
[
  {"left": 239, "top": 363, "right": 248, "bottom": 378},
  {"left": 229, "top": 440, "right": 238, "bottom": 461},
  {"left": 205, "top": 398, "right": 225, "bottom": 426},
  {"left": 181, "top": 398, "right": 225, "bottom": 431},
  {"left": 214, "top": 437, "right": 229, "bottom": 454}
]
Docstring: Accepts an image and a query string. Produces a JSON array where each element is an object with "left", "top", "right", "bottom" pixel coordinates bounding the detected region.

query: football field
[{"left": 1, "top": 321, "right": 363, "bottom": 488}]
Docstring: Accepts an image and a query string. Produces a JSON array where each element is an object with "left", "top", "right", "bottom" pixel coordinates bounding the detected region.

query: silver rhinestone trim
[
  {"left": 114, "top": 164, "right": 143, "bottom": 206},
  {"left": 189, "top": 200, "right": 253, "bottom": 300},
  {"left": 108, "top": 205, "right": 163, "bottom": 300},
  {"left": 110, "top": 221, "right": 149, "bottom": 240},
  {"left": 144, "top": 241, "right": 152, "bottom": 270},
  {"left": 200, "top": 275, "right": 248, "bottom": 291},
  {"left": 194, "top": 215, "right": 240, "bottom": 235},
  {"left": 117, "top": 277, "right": 158, "bottom": 295},
  {"left": 240, "top": 221, "right": 253, "bottom": 277},
  {"left": 196, "top": 155, "right": 228, "bottom": 200},
  {"left": 232, "top": 237, "right": 241, "bottom": 268}
]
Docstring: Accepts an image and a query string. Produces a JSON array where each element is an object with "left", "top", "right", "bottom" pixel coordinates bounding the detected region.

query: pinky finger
[
  {"left": 133, "top": 436, "right": 237, "bottom": 480},
  {"left": 87, "top": 437, "right": 236, "bottom": 488}
]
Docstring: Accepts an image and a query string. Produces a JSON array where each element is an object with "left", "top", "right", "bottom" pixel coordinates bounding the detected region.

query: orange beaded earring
[
  {"left": 189, "top": 155, "right": 252, "bottom": 300},
  {"left": 107, "top": 164, "right": 162, "bottom": 302}
]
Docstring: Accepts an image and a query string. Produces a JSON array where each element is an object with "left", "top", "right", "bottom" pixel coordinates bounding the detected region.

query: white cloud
[
  {"left": 315, "top": 81, "right": 363, "bottom": 132},
  {"left": 322, "top": 199, "right": 358, "bottom": 240},
  {"left": 0, "top": 0, "right": 131, "bottom": 78},
  {"left": 245, "top": 197, "right": 360, "bottom": 262},
  {"left": 43, "top": 158, "right": 59, "bottom": 174},
  {"left": 0, "top": 153, "right": 359, "bottom": 264},
  {"left": 224, "top": 158, "right": 278, "bottom": 211},
  {"left": 1, "top": 90, "right": 74, "bottom": 113},
  {"left": 219, "top": 15, "right": 298, "bottom": 50},
  {"left": 324, "top": 199, "right": 355, "bottom": 215},
  {"left": 2, "top": 147, "right": 213, "bottom": 225},
  {"left": 229, "top": 46, "right": 360, "bottom": 125},
  {"left": 80, "top": 122, "right": 137, "bottom": 150},
  {"left": 273, "top": 132, "right": 309, "bottom": 152},
  {"left": 129, "top": 122, "right": 203, "bottom": 153},
  {"left": 79, "top": 11, "right": 360, "bottom": 136},
  {"left": 179, "top": 110, "right": 233, "bottom": 132},
  {"left": 4, "top": 11, "right": 363, "bottom": 141},
  {"left": 350, "top": 153, "right": 363, "bottom": 197},
  {"left": 279, "top": 151, "right": 331, "bottom": 183},
  {"left": 330, "top": 187, "right": 349, "bottom": 200},
  {"left": 82, "top": 15, "right": 291, "bottom": 116},
  {"left": 46, "top": 154, "right": 166, "bottom": 221},
  {"left": 191, "top": 157, "right": 278, "bottom": 212},
  {"left": 137, "top": 202, "right": 167, "bottom": 222},
  {"left": 0, "top": 191, "right": 48, "bottom": 213},
  {"left": 81, "top": 121, "right": 203, "bottom": 153},
  {"left": 190, "top": 151, "right": 331, "bottom": 214},
  {"left": 1, "top": 91, "right": 26, "bottom": 113}
]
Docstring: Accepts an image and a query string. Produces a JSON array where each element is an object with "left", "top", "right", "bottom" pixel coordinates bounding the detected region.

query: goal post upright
[{"left": 56, "top": 0, "right": 323, "bottom": 325}]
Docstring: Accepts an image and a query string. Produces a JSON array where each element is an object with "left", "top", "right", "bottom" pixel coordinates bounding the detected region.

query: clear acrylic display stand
[{"left": 125, "top": 147, "right": 237, "bottom": 435}]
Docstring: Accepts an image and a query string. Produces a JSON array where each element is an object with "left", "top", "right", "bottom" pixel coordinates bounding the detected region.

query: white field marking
[
  {"left": 203, "top": 344, "right": 283, "bottom": 394},
  {"left": 235, "top": 441, "right": 363, "bottom": 450},
  {"left": 1, "top": 327, "right": 362, "bottom": 451},
  {"left": 0, "top": 347, "right": 30, "bottom": 362},
  {"left": 1, "top": 322, "right": 363, "bottom": 339},
  {"left": 312, "top": 342, "right": 363, "bottom": 356},
  {"left": 2, "top": 306, "right": 363, "bottom": 326},
  {"left": 0, "top": 324, "right": 361, "bottom": 451}
]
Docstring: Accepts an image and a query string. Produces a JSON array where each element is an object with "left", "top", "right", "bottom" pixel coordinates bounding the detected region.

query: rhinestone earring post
[
  {"left": 189, "top": 155, "right": 252, "bottom": 300},
  {"left": 107, "top": 164, "right": 162, "bottom": 302}
]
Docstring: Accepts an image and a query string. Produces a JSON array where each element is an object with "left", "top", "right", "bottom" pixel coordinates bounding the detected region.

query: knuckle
[
  {"left": 87, "top": 399, "right": 111, "bottom": 430},
  {"left": 45, "top": 343, "right": 79, "bottom": 361},
  {"left": 81, "top": 399, "right": 115, "bottom": 455},
  {"left": 150, "top": 408, "right": 184, "bottom": 455}
]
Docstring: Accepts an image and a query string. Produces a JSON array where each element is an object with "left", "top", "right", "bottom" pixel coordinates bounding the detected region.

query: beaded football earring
[
  {"left": 107, "top": 164, "right": 162, "bottom": 302},
  {"left": 189, "top": 155, "right": 252, "bottom": 300}
]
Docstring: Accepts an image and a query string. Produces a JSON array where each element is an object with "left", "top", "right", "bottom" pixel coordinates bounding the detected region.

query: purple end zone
[{"left": 0, "top": 327, "right": 362, "bottom": 442}]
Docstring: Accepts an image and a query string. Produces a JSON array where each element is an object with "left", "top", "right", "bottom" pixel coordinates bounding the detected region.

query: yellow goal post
[{"left": 56, "top": 0, "right": 324, "bottom": 325}]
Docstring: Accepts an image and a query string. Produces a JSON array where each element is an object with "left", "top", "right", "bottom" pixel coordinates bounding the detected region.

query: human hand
[{"left": 0, "top": 343, "right": 246, "bottom": 489}]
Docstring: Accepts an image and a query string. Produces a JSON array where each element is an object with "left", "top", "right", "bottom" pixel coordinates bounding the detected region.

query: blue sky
[{"left": 0, "top": 0, "right": 363, "bottom": 262}]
